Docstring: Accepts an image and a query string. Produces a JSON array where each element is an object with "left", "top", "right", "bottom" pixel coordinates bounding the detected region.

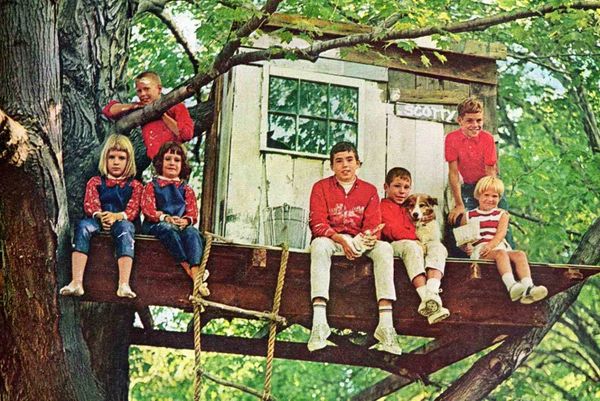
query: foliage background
[{"left": 125, "top": 1, "right": 599, "bottom": 399}]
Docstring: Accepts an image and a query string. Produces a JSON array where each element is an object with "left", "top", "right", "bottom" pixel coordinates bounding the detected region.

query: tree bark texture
[
  {"left": 59, "top": 1, "right": 140, "bottom": 400},
  {"left": 0, "top": 1, "right": 103, "bottom": 400},
  {"left": 436, "top": 217, "right": 600, "bottom": 401}
]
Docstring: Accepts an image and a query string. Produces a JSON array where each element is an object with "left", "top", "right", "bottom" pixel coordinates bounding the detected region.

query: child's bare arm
[
  {"left": 161, "top": 113, "right": 180, "bottom": 138},
  {"left": 108, "top": 102, "right": 142, "bottom": 117},
  {"left": 447, "top": 161, "right": 464, "bottom": 224}
]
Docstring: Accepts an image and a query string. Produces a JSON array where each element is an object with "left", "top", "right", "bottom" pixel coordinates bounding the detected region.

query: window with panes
[{"left": 267, "top": 76, "right": 358, "bottom": 156}]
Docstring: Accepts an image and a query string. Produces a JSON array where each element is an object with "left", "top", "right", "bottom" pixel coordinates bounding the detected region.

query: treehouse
[{"left": 83, "top": 14, "right": 597, "bottom": 398}]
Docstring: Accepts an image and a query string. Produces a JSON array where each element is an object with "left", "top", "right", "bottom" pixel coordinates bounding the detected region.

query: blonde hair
[
  {"left": 474, "top": 176, "right": 504, "bottom": 199},
  {"left": 457, "top": 96, "right": 483, "bottom": 117},
  {"left": 98, "top": 134, "right": 136, "bottom": 178},
  {"left": 135, "top": 71, "right": 161, "bottom": 86}
]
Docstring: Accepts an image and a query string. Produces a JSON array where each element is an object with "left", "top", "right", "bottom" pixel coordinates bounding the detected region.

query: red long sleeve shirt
[
  {"left": 83, "top": 176, "right": 143, "bottom": 221},
  {"left": 102, "top": 100, "right": 194, "bottom": 159},
  {"left": 140, "top": 178, "right": 198, "bottom": 225},
  {"left": 380, "top": 198, "right": 418, "bottom": 241},
  {"left": 309, "top": 176, "right": 382, "bottom": 238}
]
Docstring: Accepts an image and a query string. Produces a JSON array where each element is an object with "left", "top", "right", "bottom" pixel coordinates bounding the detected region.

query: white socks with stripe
[{"left": 426, "top": 278, "right": 441, "bottom": 294}]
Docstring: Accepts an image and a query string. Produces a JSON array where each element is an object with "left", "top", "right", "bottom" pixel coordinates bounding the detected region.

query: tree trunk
[
  {"left": 58, "top": 1, "right": 139, "bottom": 399},
  {"left": 0, "top": 1, "right": 103, "bottom": 400},
  {"left": 436, "top": 217, "right": 600, "bottom": 401}
]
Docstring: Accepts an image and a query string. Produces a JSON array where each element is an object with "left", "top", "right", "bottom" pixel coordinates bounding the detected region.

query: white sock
[
  {"left": 426, "top": 278, "right": 441, "bottom": 294},
  {"left": 501, "top": 272, "right": 517, "bottom": 291},
  {"left": 416, "top": 285, "right": 429, "bottom": 300},
  {"left": 312, "top": 302, "right": 328, "bottom": 327},
  {"left": 520, "top": 277, "right": 533, "bottom": 288},
  {"left": 378, "top": 306, "right": 393, "bottom": 329}
]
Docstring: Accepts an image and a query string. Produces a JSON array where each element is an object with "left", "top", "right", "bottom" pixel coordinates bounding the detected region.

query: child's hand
[
  {"left": 333, "top": 234, "right": 361, "bottom": 260},
  {"left": 479, "top": 244, "right": 493, "bottom": 258},
  {"left": 461, "top": 243, "right": 473, "bottom": 256},
  {"left": 165, "top": 215, "right": 189, "bottom": 229},
  {"left": 99, "top": 212, "right": 121, "bottom": 230}
]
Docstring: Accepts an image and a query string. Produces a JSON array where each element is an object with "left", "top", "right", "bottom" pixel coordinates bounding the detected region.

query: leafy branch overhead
[{"left": 115, "top": 0, "right": 600, "bottom": 133}]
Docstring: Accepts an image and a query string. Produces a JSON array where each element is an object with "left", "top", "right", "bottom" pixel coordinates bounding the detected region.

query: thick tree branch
[
  {"left": 114, "top": 1, "right": 600, "bottom": 133},
  {"left": 509, "top": 210, "right": 581, "bottom": 237},
  {"left": 114, "top": 0, "right": 283, "bottom": 133},
  {"left": 435, "top": 217, "right": 600, "bottom": 401},
  {"left": 0, "top": 109, "right": 29, "bottom": 167}
]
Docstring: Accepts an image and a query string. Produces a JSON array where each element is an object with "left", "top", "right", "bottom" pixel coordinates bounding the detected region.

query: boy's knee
[
  {"left": 371, "top": 241, "right": 393, "bottom": 258},
  {"left": 310, "top": 237, "right": 335, "bottom": 254}
]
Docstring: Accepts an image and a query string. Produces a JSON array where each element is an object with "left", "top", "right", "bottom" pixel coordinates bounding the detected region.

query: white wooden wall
[{"left": 216, "top": 60, "right": 450, "bottom": 247}]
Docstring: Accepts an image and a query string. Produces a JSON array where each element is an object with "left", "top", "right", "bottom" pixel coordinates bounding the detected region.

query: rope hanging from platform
[
  {"left": 193, "top": 232, "right": 213, "bottom": 401},
  {"left": 262, "top": 243, "right": 289, "bottom": 401}
]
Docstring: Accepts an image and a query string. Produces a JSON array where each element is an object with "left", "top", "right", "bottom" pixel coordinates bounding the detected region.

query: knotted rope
[
  {"left": 261, "top": 243, "right": 289, "bottom": 401},
  {"left": 193, "top": 232, "right": 213, "bottom": 401}
]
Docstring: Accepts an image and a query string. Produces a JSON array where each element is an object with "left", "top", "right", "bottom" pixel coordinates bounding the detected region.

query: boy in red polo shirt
[
  {"left": 307, "top": 142, "right": 402, "bottom": 355},
  {"left": 381, "top": 167, "right": 450, "bottom": 324},
  {"left": 445, "top": 97, "right": 513, "bottom": 249},
  {"left": 102, "top": 71, "right": 194, "bottom": 160}
]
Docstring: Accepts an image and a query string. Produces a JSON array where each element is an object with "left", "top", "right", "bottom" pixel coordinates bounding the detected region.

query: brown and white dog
[{"left": 404, "top": 193, "right": 442, "bottom": 246}]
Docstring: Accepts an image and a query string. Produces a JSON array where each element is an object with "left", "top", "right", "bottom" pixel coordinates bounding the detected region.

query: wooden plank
[
  {"left": 343, "top": 47, "right": 499, "bottom": 85},
  {"left": 79, "top": 236, "right": 599, "bottom": 339},
  {"left": 200, "top": 76, "right": 223, "bottom": 232},
  {"left": 386, "top": 115, "right": 417, "bottom": 175},
  {"left": 470, "top": 83, "right": 498, "bottom": 136}
]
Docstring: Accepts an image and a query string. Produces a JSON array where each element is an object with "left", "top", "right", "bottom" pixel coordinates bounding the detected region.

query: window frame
[{"left": 260, "top": 65, "right": 365, "bottom": 160}]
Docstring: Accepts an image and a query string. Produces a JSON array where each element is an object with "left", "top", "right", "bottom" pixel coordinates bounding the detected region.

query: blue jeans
[
  {"left": 73, "top": 218, "right": 135, "bottom": 258},
  {"left": 461, "top": 183, "right": 515, "bottom": 247},
  {"left": 143, "top": 221, "right": 204, "bottom": 265}
]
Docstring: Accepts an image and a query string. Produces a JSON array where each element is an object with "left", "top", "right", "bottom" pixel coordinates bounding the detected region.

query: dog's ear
[{"left": 429, "top": 196, "right": 438, "bottom": 206}]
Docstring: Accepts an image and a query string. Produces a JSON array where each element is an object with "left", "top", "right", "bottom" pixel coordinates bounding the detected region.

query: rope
[
  {"left": 262, "top": 243, "right": 289, "bottom": 401},
  {"left": 193, "top": 232, "right": 213, "bottom": 401}
]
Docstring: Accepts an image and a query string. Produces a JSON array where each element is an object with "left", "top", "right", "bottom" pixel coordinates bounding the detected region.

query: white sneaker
[
  {"left": 371, "top": 326, "right": 402, "bottom": 355},
  {"left": 116, "top": 283, "right": 137, "bottom": 298},
  {"left": 509, "top": 282, "right": 527, "bottom": 301},
  {"left": 418, "top": 289, "right": 442, "bottom": 317},
  {"left": 59, "top": 283, "right": 84, "bottom": 296},
  {"left": 520, "top": 285, "right": 548, "bottom": 304},
  {"left": 198, "top": 282, "right": 211, "bottom": 297},
  {"left": 307, "top": 324, "right": 331, "bottom": 352},
  {"left": 428, "top": 307, "right": 450, "bottom": 324}
]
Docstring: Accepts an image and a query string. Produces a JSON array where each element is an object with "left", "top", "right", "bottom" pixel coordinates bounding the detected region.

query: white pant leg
[
  {"left": 365, "top": 240, "right": 396, "bottom": 301},
  {"left": 391, "top": 240, "right": 425, "bottom": 282},
  {"left": 424, "top": 241, "right": 448, "bottom": 275},
  {"left": 310, "top": 236, "right": 343, "bottom": 301}
]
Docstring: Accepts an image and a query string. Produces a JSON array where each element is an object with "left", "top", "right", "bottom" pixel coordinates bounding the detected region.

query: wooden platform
[{"left": 80, "top": 235, "right": 598, "bottom": 376}]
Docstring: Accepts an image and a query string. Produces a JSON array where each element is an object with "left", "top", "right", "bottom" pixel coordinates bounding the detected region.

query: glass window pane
[
  {"left": 329, "top": 85, "right": 358, "bottom": 121},
  {"left": 298, "top": 117, "right": 328, "bottom": 154},
  {"left": 330, "top": 121, "right": 357, "bottom": 146},
  {"left": 268, "top": 114, "right": 296, "bottom": 150},
  {"left": 299, "top": 81, "right": 328, "bottom": 118},
  {"left": 269, "top": 77, "right": 297, "bottom": 113}
]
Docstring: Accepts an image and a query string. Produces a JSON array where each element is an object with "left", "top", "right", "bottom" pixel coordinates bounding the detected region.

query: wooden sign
[{"left": 394, "top": 102, "right": 457, "bottom": 123}]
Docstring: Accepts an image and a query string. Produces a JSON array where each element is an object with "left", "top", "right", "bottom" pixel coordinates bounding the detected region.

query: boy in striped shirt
[{"left": 460, "top": 176, "right": 547, "bottom": 304}]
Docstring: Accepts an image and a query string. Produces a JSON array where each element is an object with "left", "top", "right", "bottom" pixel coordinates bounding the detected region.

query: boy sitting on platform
[
  {"left": 380, "top": 167, "right": 450, "bottom": 324},
  {"left": 307, "top": 141, "right": 401, "bottom": 355},
  {"left": 460, "top": 176, "right": 547, "bottom": 304}
]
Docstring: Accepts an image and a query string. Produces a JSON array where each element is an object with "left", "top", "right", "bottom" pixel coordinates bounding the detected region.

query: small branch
[
  {"left": 200, "top": 368, "right": 278, "bottom": 401},
  {"left": 189, "top": 295, "right": 287, "bottom": 325},
  {"left": 509, "top": 210, "right": 581, "bottom": 237},
  {"left": 153, "top": 8, "right": 200, "bottom": 72}
]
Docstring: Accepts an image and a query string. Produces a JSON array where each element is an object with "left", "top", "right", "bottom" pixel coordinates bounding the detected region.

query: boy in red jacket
[
  {"left": 102, "top": 71, "right": 194, "bottom": 160},
  {"left": 381, "top": 167, "right": 449, "bottom": 324},
  {"left": 308, "top": 142, "right": 401, "bottom": 355}
]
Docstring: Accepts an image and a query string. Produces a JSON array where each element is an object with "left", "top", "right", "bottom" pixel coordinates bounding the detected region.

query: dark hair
[
  {"left": 329, "top": 141, "right": 359, "bottom": 165},
  {"left": 385, "top": 167, "right": 412, "bottom": 185},
  {"left": 152, "top": 141, "right": 191, "bottom": 180}
]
